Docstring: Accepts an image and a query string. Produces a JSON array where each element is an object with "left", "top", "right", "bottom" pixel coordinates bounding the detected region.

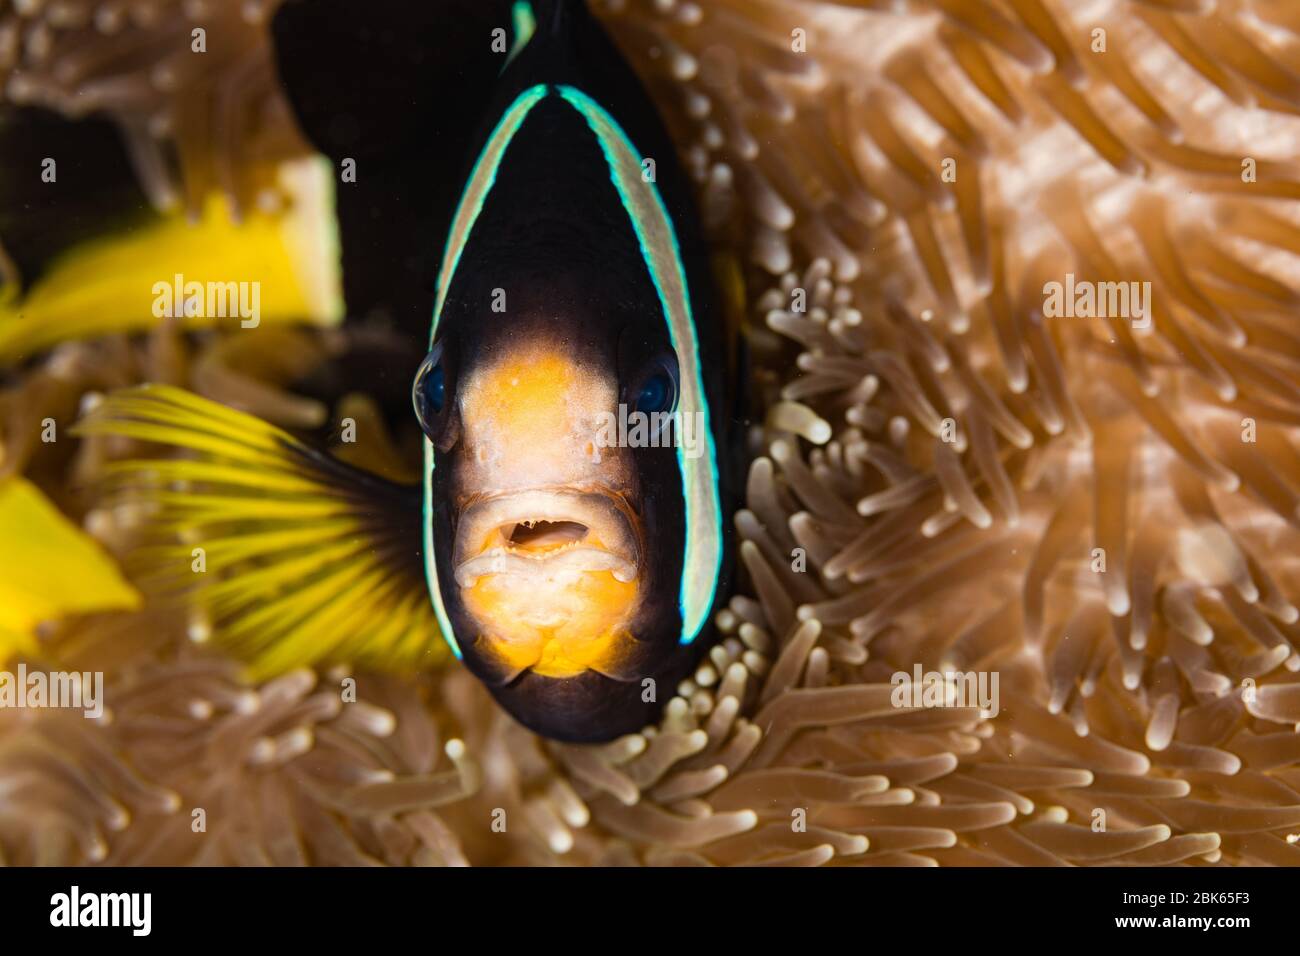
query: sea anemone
[
  {"left": 3, "top": 0, "right": 1300, "bottom": 866},
  {"left": 1, "top": 0, "right": 304, "bottom": 215}
]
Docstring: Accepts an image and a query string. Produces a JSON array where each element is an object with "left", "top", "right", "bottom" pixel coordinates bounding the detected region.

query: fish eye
[
  {"left": 630, "top": 355, "right": 679, "bottom": 417},
  {"left": 412, "top": 343, "right": 448, "bottom": 438}
]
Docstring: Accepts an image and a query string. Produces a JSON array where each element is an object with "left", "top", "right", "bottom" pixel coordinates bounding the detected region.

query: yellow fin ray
[
  {"left": 191, "top": 541, "right": 374, "bottom": 609},
  {"left": 75, "top": 385, "right": 445, "bottom": 677},
  {"left": 131, "top": 522, "right": 360, "bottom": 575},
  {"left": 243, "top": 567, "right": 411, "bottom": 678},
  {"left": 100, "top": 460, "right": 327, "bottom": 496}
]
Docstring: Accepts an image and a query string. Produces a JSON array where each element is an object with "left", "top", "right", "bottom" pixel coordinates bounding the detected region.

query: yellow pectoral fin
[
  {"left": 75, "top": 385, "right": 446, "bottom": 678},
  {"left": 0, "top": 157, "right": 343, "bottom": 364},
  {"left": 0, "top": 477, "right": 141, "bottom": 659}
]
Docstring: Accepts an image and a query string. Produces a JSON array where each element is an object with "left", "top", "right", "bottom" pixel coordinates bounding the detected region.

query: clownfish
[{"left": 76, "top": 0, "right": 743, "bottom": 742}]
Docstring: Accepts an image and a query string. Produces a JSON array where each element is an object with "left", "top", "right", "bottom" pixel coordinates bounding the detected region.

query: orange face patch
[
  {"left": 468, "top": 351, "right": 574, "bottom": 445},
  {"left": 459, "top": 345, "right": 612, "bottom": 481}
]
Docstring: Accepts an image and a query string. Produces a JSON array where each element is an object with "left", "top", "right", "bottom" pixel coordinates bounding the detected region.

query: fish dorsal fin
[{"left": 76, "top": 385, "right": 446, "bottom": 679}]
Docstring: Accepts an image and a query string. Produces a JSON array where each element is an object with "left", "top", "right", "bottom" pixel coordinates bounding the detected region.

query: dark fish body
[{"left": 411, "top": 0, "right": 738, "bottom": 741}]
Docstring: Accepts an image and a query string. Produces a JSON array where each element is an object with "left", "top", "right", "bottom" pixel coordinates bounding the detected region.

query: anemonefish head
[
  {"left": 424, "top": 324, "right": 674, "bottom": 681},
  {"left": 413, "top": 85, "right": 729, "bottom": 742}
]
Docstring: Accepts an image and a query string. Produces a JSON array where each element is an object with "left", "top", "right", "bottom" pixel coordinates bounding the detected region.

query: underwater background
[{"left": 3, "top": 0, "right": 1300, "bottom": 865}]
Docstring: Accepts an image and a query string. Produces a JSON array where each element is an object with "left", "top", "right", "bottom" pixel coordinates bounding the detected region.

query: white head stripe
[{"left": 557, "top": 86, "right": 723, "bottom": 645}]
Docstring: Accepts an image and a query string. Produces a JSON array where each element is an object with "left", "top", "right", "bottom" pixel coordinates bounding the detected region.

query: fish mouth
[{"left": 452, "top": 489, "right": 640, "bottom": 588}]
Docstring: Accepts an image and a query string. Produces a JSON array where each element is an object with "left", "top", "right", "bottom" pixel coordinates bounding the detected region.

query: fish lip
[{"left": 452, "top": 487, "right": 641, "bottom": 587}]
